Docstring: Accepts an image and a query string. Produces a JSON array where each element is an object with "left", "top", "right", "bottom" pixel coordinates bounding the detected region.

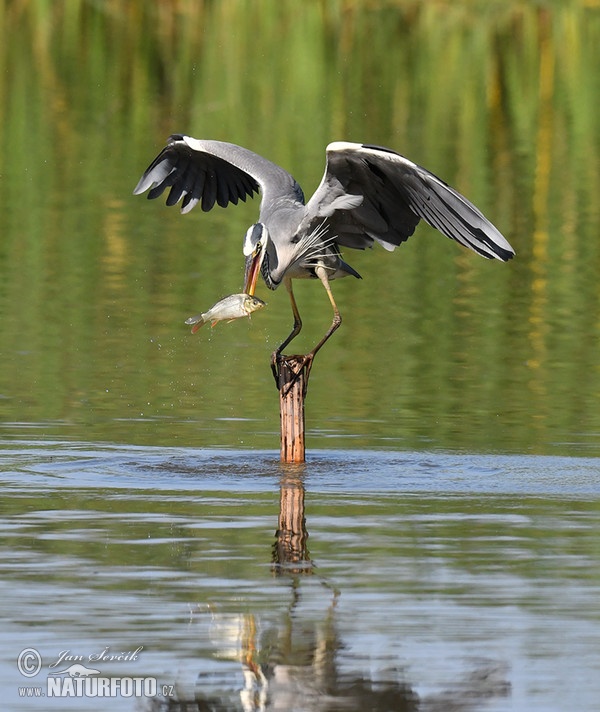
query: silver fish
[{"left": 185, "top": 293, "right": 266, "bottom": 333}]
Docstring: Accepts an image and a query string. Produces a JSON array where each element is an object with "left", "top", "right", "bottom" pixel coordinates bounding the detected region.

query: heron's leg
[
  {"left": 271, "top": 278, "right": 303, "bottom": 385},
  {"left": 298, "top": 266, "right": 342, "bottom": 382},
  {"left": 277, "top": 278, "right": 303, "bottom": 353},
  {"left": 310, "top": 265, "right": 342, "bottom": 356},
  {"left": 278, "top": 266, "right": 342, "bottom": 397}
]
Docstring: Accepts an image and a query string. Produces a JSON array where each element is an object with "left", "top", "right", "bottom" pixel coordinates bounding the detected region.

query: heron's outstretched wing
[
  {"left": 133, "top": 135, "right": 304, "bottom": 215},
  {"left": 305, "top": 142, "right": 514, "bottom": 261}
]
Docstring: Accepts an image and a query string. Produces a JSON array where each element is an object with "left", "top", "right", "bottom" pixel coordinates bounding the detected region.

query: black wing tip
[
  {"left": 476, "top": 241, "right": 515, "bottom": 261},
  {"left": 361, "top": 143, "right": 401, "bottom": 156},
  {"left": 133, "top": 136, "right": 261, "bottom": 212},
  {"left": 476, "top": 228, "right": 516, "bottom": 262},
  {"left": 499, "top": 247, "right": 516, "bottom": 262}
]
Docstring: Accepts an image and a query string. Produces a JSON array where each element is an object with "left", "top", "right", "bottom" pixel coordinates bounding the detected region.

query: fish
[{"left": 185, "top": 293, "right": 266, "bottom": 333}]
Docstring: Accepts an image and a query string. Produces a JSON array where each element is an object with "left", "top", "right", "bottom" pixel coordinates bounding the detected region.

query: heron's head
[{"left": 243, "top": 223, "right": 268, "bottom": 295}]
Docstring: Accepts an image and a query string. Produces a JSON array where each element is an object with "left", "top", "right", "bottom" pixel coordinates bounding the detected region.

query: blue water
[
  {"left": 1, "top": 441, "right": 599, "bottom": 711},
  {"left": 2, "top": 441, "right": 599, "bottom": 494}
]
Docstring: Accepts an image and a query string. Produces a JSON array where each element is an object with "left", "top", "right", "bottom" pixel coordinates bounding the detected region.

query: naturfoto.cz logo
[{"left": 17, "top": 647, "right": 175, "bottom": 700}]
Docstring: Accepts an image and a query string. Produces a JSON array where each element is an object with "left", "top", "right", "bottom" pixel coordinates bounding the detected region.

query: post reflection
[
  {"left": 272, "top": 466, "right": 312, "bottom": 573},
  {"left": 142, "top": 474, "right": 510, "bottom": 711}
]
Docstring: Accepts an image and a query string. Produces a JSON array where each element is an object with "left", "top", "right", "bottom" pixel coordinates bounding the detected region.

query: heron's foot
[{"left": 271, "top": 351, "right": 315, "bottom": 398}]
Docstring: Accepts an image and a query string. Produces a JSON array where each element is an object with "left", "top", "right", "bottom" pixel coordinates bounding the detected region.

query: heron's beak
[{"left": 244, "top": 244, "right": 264, "bottom": 296}]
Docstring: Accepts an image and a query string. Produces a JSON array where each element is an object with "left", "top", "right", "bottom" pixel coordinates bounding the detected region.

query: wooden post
[{"left": 276, "top": 355, "right": 309, "bottom": 463}]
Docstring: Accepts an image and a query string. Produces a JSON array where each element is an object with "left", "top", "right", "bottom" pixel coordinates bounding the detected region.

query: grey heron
[{"left": 134, "top": 135, "right": 514, "bottom": 378}]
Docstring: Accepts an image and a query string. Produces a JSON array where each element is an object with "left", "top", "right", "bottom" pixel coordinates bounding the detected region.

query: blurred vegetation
[{"left": 0, "top": 0, "right": 599, "bottom": 453}]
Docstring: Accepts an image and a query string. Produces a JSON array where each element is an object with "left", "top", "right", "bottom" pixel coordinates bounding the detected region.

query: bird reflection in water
[{"left": 141, "top": 469, "right": 510, "bottom": 711}]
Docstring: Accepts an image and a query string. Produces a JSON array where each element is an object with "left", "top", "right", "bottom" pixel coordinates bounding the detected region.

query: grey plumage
[{"left": 134, "top": 135, "right": 514, "bottom": 361}]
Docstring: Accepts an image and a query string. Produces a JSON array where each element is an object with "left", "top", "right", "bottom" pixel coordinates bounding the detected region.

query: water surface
[
  {"left": 1, "top": 1, "right": 600, "bottom": 454},
  {"left": 1, "top": 3, "right": 600, "bottom": 710},
  {"left": 2, "top": 441, "right": 599, "bottom": 711}
]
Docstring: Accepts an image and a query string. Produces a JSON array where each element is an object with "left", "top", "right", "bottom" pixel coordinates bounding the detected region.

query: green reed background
[{"left": 0, "top": 0, "right": 599, "bottom": 453}]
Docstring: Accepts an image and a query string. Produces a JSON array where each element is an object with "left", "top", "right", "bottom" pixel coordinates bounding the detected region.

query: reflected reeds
[{"left": 1, "top": 1, "right": 599, "bottom": 452}]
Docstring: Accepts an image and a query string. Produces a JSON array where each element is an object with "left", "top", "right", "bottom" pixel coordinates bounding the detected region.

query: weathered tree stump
[{"left": 276, "top": 354, "right": 310, "bottom": 464}]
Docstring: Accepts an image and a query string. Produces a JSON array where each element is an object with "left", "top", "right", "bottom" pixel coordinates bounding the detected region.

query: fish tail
[
  {"left": 189, "top": 317, "right": 206, "bottom": 333},
  {"left": 185, "top": 312, "right": 206, "bottom": 333}
]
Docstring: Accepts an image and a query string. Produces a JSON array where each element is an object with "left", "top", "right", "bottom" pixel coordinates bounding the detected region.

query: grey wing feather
[
  {"left": 133, "top": 135, "right": 304, "bottom": 216},
  {"left": 306, "top": 142, "right": 514, "bottom": 260}
]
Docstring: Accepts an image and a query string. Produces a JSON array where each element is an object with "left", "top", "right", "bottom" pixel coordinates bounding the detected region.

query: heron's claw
[{"left": 271, "top": 351, "right": 314, "bottom": 398}]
